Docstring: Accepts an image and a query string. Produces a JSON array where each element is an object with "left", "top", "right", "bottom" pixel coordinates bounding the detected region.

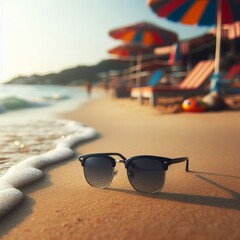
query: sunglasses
[{"left": 79, "top": 153, "right": 189, "bottom": 194}]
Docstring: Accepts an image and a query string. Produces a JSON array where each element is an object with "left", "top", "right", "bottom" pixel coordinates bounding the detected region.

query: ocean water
[
  {"left": 0, "top": 84, "right": 99, "bottom": 217},
  {"left": 0, "top": 84, "right": 93, "bottom": 120}
]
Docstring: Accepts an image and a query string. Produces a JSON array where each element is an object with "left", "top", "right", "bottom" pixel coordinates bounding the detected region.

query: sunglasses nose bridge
[{"left": 116, "top": 159, "right": 125, "bottom": 164}]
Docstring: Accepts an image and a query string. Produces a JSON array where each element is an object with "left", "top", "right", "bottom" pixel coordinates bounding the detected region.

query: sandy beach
[{"left": 1, "top": 95, "right": 240, "bottom": 240}]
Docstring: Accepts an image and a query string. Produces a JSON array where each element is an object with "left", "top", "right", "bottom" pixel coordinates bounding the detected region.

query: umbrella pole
[
  {"left": 215, "top": 0, "right": 222, "bottom": 75},
  {"left": 205, "top": 0, "right": 228, "bottom": 110},
  {"left": 211, "top": 0, "right": 222, "bottom": 94},
  {"left": 136, "top": 55, "right": 142, "bottom": 87},
  {"left": 128, "top": 58, "right": 132, "bottom": 81}
]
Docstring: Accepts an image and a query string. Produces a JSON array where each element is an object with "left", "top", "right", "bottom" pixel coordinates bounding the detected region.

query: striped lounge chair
[{"left": 131, "top": 60, "right": 215, "bottom": 106}]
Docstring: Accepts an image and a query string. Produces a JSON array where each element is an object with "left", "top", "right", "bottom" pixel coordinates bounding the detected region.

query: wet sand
[{"left": 1, "top": 96, "right": 240, "bottom": 240}]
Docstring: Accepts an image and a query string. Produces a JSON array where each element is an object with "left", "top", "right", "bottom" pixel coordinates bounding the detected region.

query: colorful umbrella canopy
[
  {"left": 108, "top": 43, "right": 153, "bottom": 58},
  {"left": 147, "top": 0, "right": 240, "bottom": 94},
  {"left": 109, "top": 21, "right": 178, "bottom": 47},
  {"left": 147, "top": 0, "right": 240, "bottom": 26}
]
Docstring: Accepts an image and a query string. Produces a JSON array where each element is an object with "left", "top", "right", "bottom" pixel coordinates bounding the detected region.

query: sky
[{"left": 0, "top": 0, "right": 211, "bottom": 82}]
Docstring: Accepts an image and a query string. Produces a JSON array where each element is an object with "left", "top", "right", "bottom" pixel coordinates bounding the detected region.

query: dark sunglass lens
[
  {"left": 127, "top": 158, "right": 165, "bottom": 193},
  {"left": 84, "top": 156, "right": 114, "bottom": 188}
]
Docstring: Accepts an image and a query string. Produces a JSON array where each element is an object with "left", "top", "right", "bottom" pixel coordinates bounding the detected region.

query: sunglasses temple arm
[{"left": 171, "top": 157, "right": 189, "bottom": 172}]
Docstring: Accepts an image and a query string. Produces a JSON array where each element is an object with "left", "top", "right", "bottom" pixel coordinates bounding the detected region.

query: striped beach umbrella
[
  {"left": 147, "top": 0, "right": 240, "bottom": 94},
  {"left": 109, "top": 21, "right": 178, "bottom": 47},
  {"left": 108, "top": 43, "right": 153, "bottom": 59},
  {"left": 147, "top": 0, "right": 240, "bottom": 26}
]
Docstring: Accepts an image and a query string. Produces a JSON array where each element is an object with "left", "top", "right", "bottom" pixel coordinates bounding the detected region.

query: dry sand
[{"left": 1, "top": 95, "right": 240, "bottom": 240}]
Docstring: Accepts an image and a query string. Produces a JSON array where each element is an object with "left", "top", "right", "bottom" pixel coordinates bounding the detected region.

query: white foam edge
[{"left": 0, "top": 123, "right": 97, "bottom": 218}]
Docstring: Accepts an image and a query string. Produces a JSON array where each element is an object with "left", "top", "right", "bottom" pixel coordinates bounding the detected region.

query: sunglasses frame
[{"left": 79, "top": 153, "right": 189, "bottom": 192}]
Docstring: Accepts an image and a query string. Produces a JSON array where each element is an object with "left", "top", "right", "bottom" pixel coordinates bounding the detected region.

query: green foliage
[{"left": 8, "top": 59, "right": 129, "bottom": 85}]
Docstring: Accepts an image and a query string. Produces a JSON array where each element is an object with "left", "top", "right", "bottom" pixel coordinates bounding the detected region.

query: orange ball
[{"left": 182, "top": 98, "right": 206, "bottom": 112}]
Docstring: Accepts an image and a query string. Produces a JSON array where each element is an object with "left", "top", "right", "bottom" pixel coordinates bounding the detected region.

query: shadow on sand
[
  {"left": 1, "top": 151, "right": 239, "bottom": 238},
  {"left": 106, "top": 171, "right": 240, "bottom": 211}
]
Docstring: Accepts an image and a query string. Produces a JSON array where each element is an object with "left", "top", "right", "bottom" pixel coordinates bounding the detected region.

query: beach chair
[
  {"left": 131, "top": 60, "right": 215, "bottom": 106},
  {"left": 131, "top": 70, "right": 164, "bottom": 100},
  {"left": 148, "top": 70, "right": 164, "bottom": 86},
  {"left": 220, "top": 64, "right": 240, "bottom": 94},
  {"left": 224, "top": 64, "right": 240, "bottom": 80}
]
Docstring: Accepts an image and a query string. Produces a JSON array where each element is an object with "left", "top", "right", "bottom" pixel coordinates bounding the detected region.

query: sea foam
[{"left": 0, "top": 121, "right": 97, "bottom": 218}]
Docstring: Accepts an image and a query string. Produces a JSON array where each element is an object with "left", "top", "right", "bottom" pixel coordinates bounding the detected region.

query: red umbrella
[
  {"left": 108, "top": 43, "right": 153, "bottom": 59},
  {"left": 109, "top": 21, "right": 178, "bottom": 47},
  {"left": 147, "top": 0, "right": 240, "bottom": 94},
  {"left": 109, "top": 21, "right": 178, "bottom": 87}
]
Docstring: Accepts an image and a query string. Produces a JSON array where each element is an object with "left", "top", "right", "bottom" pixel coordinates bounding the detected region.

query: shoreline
[
  {"left": 1, "top": 95, "right": 240, "bottom": 240},
  {"left": 0, "top": 87, "right": 102, "bottom": 176},
  {"left": 0, "top": 90, "right": 100, "bottom": 219}
]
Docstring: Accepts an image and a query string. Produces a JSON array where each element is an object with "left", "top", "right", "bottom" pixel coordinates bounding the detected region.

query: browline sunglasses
[{"left": 79, "top": 153, "right": 189, "bottom": 194}]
